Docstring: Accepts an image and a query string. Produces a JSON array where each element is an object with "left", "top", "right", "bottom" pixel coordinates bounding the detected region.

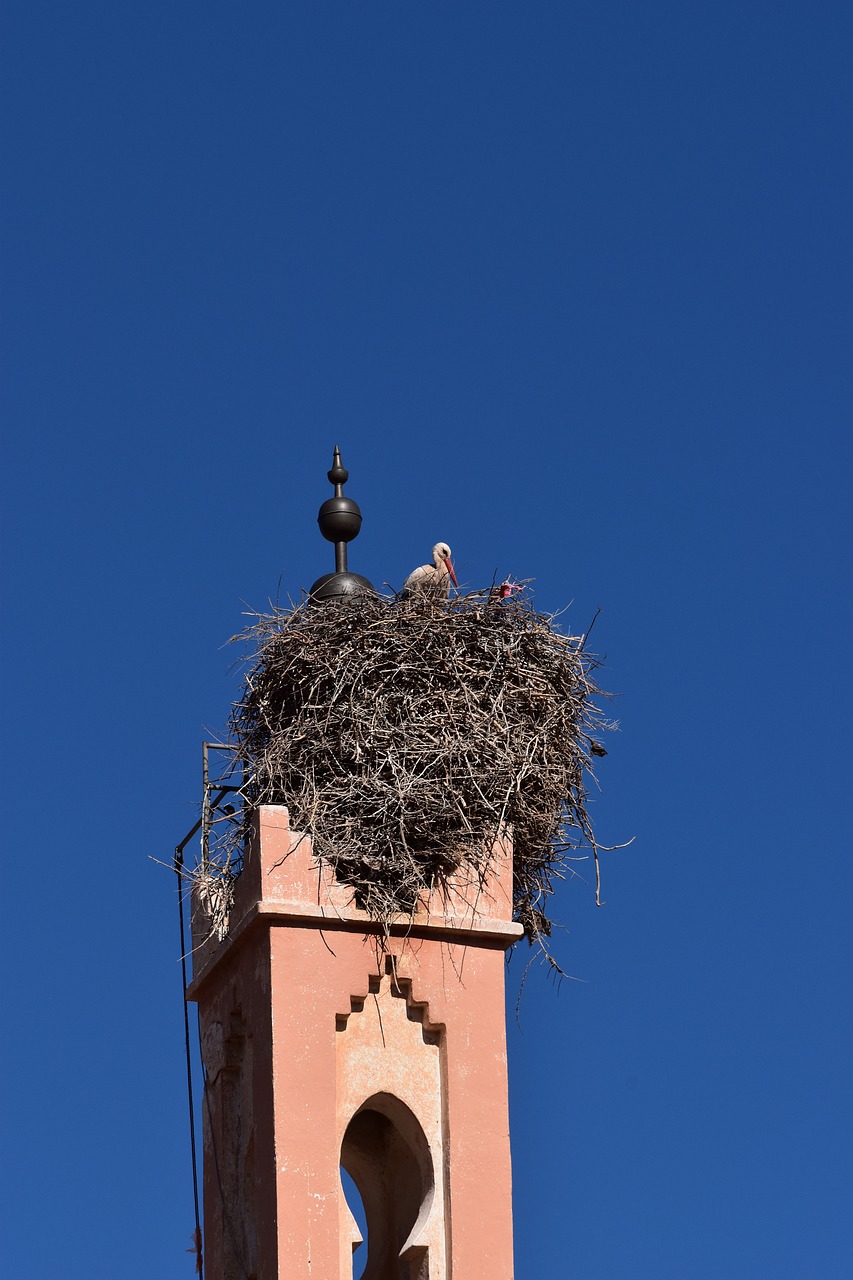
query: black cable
[{"left": 176, "top": 849, "right": 204, "bottom": 1279}]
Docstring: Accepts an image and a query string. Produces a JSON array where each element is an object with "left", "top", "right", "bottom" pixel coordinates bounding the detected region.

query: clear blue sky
[{"left": 2, "top": 3, "right": 851, "bottom": 1277}]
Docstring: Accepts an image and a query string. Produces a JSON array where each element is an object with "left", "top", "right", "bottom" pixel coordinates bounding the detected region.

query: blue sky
[{"left": 2, "top": 3, "right": 851, "bottom": 1277}]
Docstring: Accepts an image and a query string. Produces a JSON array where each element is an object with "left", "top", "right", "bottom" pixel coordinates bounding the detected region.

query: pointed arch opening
[{"left": 340, "top": 1093, "right": 433, "bottom": 1280}]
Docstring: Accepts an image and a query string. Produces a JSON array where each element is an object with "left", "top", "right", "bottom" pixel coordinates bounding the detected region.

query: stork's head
[{"left": 432, "top": 542, "right": 458, "bottom": 586}]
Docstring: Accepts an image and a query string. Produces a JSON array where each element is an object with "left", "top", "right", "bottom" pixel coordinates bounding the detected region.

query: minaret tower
[{"left": 187, "top": 454, "right": 521, "bottom": 1279}]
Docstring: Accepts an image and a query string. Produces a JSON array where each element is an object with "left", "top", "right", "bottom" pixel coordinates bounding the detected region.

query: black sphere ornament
[
  {"left": 317, "top": 494, "right": 362, "bottom": 543},
  {"left": 309, "top": 447, "right": 376, "bottom": 603}
]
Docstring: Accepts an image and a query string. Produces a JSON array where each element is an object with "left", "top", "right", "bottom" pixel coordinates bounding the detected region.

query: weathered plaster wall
[{"left": 189, "top": 805, "right": 519, "bottom": 1279}]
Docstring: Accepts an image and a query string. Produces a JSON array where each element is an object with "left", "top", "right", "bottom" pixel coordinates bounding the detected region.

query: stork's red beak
[{"left": 445, "top": 557, "right": 458, "bottom": 588}]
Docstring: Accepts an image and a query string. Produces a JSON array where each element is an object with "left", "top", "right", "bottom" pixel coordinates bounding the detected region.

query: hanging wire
[
  {"left": 170, "top": 742, "right": 245, "bottom": 1277},
  {"left": 171, "top": 744, "right": 244, "bottom": 1278},
  {"left": 175, "top": 844, "right": 204, "bottom": 1278}
]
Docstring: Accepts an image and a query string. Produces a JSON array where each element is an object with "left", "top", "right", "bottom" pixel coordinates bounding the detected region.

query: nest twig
[{"left": 207, "top": 588, "right": 615, "bottom": 957}]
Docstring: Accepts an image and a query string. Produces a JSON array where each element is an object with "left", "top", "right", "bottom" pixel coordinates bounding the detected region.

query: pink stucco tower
[
  {"left": 187, "top": 802, "right": 522, "bottom": 1279},
  {"left": 187, "top": 453, "right": 522, "bottom": 1277}
]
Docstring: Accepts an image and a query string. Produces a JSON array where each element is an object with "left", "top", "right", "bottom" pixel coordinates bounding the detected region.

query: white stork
[{"left": 403, "top": 542, "right": 458, "bottom": 597}]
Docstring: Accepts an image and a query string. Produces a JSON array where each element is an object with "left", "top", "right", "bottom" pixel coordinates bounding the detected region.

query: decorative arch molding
[
  {"left": 336, "top": 966, "right": 449, "bottom": 1278},
  {"left": 336, "top": 961, "right": 443, "bottom": 1043}
]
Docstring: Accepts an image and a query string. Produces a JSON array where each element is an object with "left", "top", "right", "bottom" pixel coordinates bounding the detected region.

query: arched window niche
[{"left": 341, "top": 1092, "right": 434, "bottom": 1280}]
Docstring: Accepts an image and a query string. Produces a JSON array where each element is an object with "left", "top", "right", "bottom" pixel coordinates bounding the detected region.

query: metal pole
[
  {"left": 201, "top": 741, "right": 210, "bottom": 872},
  {"left": 175, "top": 846, "right": 204, "bottom": 1278}
]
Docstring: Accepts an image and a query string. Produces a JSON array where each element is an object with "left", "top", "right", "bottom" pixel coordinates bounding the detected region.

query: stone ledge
[{"left": 186, "top": 897, "right": 523, "bottom": 1000}]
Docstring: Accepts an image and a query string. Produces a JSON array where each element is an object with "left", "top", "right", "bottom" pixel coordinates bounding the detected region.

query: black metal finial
[
  {"left": 317, "top": 446, "right": 362, "bottom": 552},
  {"left": 310, "top": 448, "right": 376, "bottom": 603},
  {"left": 327, "top": 445, "right": 348, "bottom": 487}
]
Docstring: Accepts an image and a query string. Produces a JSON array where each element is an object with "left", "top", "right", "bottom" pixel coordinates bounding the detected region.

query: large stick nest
[{"left": 223, "top": 590, "right": 614, "bottom": 951}]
